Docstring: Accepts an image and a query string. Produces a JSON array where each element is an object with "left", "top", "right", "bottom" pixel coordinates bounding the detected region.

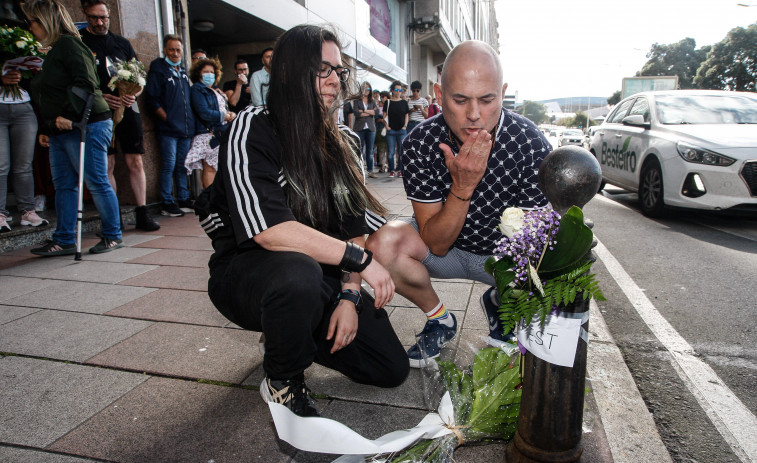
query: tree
[
  {"left": 607, "top": 91, "right": 621, "bottom": 106},
  {"left": 637, "top": 38, "right": 710, "bottom": 89},
  {"left": 694, "top": 23, "right": 757, "bottom": 92},
  {"left": 515, "top": 100, "right": 548, "bottom": 125}
]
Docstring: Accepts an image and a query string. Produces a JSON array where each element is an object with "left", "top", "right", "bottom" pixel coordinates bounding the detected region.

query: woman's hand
[
  {"left": 224, "top": 111, "right": 236, "bottom": 122},
  {"left": 55, "top": 116, "right": 73, "bottom": 131},
  {"left": 1, "top": 70, "right": 21, "bottom": 86},
  {"left": 121, "top": 94, "right": 136, "bottom": 106},
  {"left": 359, "top": 258, "right": 394, "bottom": 308},
  {"left": 103, "top": 93, "right": 122, "bottom": 111},
  {"left": 326, "top": 300, "right": 359, "bottom": 353},
  {"left": 38, "top": 134, "right": 49, "bottom": 147}
]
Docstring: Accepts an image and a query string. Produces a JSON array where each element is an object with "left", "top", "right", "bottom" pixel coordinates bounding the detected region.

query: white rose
[
  {"left": 136, "top": 76, "right": 145, "bottom": 87},
  {"left": 15, "top": 40, "right": 26, "bottom": 49},
  {"left": 499, "top": 207, "right": 525, "bottom": 238},
  {"left": 117, "top": 69, "right": 132, "bottom": 79}
]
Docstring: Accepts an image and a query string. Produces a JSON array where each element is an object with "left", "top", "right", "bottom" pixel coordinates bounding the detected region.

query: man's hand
[
  {"left": 121, "top": 94, "right": 136, "bottom": 107},
  {"left": 236, "top": 74, "right": 247, "bottom": 85},
  {"left": 326, "top": 301, "right": 359, "bottom": 353},
  {"left": 155, "top": 107, "right": 168, "bottom": 122},
  {"left": 38, "top": 134, "right": 49, "bottom": 147},
  {"left": 440, "top": 129, "right": 492, "bottom": 198},
  {"left": 102, "top": 93, "right": 122, "bottom": 111},
  {"left": 359, "top": 258, "right": 394, "bottom": 308},
  {"left": 55, "top": 116, "right": 73, "bottom": 131}
]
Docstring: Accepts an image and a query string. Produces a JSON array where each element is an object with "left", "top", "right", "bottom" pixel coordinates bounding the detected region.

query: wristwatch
[{"left": 338, "top": 289, "right": 361, "bottom": 313}]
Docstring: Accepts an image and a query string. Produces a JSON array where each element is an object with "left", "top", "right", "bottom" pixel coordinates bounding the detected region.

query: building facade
[{"left": 2, "top": 0, "right": 498, "bottom": 204}]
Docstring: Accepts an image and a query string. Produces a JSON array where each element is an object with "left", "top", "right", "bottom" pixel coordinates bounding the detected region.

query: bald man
[{"left": 367, "top": 41, "right": 552, "bottom": 368}]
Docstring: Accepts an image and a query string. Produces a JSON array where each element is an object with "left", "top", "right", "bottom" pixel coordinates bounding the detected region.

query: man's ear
[{"left": 502, "top": 82, "right": 508, "bottom": 96}]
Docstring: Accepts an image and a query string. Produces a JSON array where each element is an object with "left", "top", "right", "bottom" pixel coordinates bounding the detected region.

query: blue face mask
[
  {"left": 164, "top": 56, "right": 181, "bottom": 66},
  {"left": 201, "top": 73, "right": 215, "bottom": 86}
]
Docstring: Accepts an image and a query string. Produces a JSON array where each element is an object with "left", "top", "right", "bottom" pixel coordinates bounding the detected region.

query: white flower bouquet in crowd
[
  {"left": 107, "top": 57, "right": 146, "bottom": 125},
  {"left": 1, "top": 26, "right": 44, "bottom": 100}
]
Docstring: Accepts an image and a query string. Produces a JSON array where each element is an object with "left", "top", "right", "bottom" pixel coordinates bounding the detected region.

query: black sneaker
[
  {"left": 481, "top": 286, "right": 515, "bottom": 342},
  {"left": 161, "top": 203, "right": 185, "bottom": 217},
  {"left": 260, "top": 375, "right": 319, "bottom": 417},
  {"left": 407, "top": 313, "right": 457, "bottom": 368},
  {"left": 89, "top": 237, "right": 123, "bottom": 254},
  {"left": 177, "top": 199, "right": 195, "bottom": 211},
  {"left": 135, "top": 206, "right": 160, "bottom": 231},
  {"left": 31, "top": 239, "right": 76, "bottom": 257}
]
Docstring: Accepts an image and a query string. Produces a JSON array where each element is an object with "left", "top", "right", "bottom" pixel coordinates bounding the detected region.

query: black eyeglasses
[
  {"left": 317, "top": 62, "right": 350, "bottom": 82},
  {"left": 86, "top": 14, "right": 109, "bottom": 22},
  {"left": 24, "top": 18, "right": 39, "bottom": 26}
]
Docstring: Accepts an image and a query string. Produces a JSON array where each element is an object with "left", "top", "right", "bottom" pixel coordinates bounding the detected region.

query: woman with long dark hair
[{"left": 201, "top": 24, "right": 408, "bottom": 417}]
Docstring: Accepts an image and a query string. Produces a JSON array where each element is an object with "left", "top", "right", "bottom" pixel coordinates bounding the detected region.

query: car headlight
[{"left": 677, "top": 142, "right": 735, "bottom": 166}]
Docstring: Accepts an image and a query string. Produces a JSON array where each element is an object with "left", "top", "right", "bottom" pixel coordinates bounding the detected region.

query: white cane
[{"left": 70, "top": 87, "right": 95, "bottom": 261}]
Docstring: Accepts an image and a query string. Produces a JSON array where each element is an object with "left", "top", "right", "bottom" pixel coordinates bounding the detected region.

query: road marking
[{"left": 594, "top": 240, "right": 757, "bottom": 463}]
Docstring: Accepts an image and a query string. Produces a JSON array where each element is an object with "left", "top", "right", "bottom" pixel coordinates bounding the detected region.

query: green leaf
[{"left": 539, "top": 206, "right": 594, "bottom": 274}]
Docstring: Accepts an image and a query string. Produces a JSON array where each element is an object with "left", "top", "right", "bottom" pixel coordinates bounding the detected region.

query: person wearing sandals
[
  {"left": 22, "top": 0, "right": 122, "bottom": 256},
  {"left": 200, "top": 25, "right": 408, "bottom": 417}
]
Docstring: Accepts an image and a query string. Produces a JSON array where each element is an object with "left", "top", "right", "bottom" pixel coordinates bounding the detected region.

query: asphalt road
[{"left": 583, "top": 183, "right": 757, "bottom": 463}]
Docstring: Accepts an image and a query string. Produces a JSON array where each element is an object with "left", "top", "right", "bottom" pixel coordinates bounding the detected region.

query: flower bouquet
[
  {"left": 385, "top": 345, "right": 522, "bottom": 463},
  {"left": 106, "top": 57, "right": 146, "bottom": 125},
  {"left": 1, "top": 26, "right": 43, "bottom": 100},
  {"left": 485, "top": 206, "right": 604, "bottom": 338}
]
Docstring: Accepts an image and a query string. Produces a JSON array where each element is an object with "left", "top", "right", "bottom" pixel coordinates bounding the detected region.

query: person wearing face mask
[
  {"left": 185, "top": 58, "right": 235, "bottom": 188},
  {"left": 145, "top": 34, "right": 195, "bottom": 217}
]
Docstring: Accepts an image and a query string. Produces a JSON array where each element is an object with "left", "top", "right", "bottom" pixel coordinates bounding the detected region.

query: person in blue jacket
[
  {"left": 185, "top": 57, "right": 236, "bottom": 188},
  {"left": 144, "top": 34, "right": 195, "bottom": 217}
]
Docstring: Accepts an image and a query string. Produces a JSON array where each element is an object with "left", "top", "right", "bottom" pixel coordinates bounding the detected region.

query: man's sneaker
[
  {"left": 407, "top": 313, "right": 457, "bottom": 368},
  {"left": 260, "top": 375, "right": 319, "bottom": 417},
  {"left": 481, "top": 286, "right": 515, "bottom": 342},
  {"left": 178, "top": 199, "right": 195, "bottom": 211},
  {"left": 20, "top": 210, "right": 49, "bottom": 227},
  {"left": 89, "top": 237, "right": 123, "bottom": 254},
  {"left": 397, "top": 171, "right": 403, "bottom": 178},
  {"left": 135, "top": 206, "right": 160, "bottom": 231},
  {"left": 0, "top": 214, "right": 10, "bottom": 232},
  {"left": 31, "top": 239, "right": 75, "bottom": 257},
  {"left": 161, "top": 203, "right": 185, "bottom": 217},
  {"left": 389, "top": 171, "right": 395, "bottom": 177}
]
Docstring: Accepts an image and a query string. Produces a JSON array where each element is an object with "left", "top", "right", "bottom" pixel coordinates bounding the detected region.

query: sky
[{"left": 495, "top": 0, "right": 757, "bottom": 102}]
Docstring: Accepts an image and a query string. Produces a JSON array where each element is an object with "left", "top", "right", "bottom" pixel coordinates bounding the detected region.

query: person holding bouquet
[
  {"left": 1, "top": 27, "right": 47, "bottom": 231},
  {"left": 22, "top": 0, "right": 122, "bottom": 255},
  {"left": 185, "top": 57, "right": 235, "bottom": 188},
  {"left": 80, "top": 0, "right": 159, "bottom": 232}
]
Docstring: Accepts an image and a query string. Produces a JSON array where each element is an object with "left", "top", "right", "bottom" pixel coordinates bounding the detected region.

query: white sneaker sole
[
  {"left": 21, "top": 219, "right": 49, "bottom": 227},
  {"left": 260, "top": 378, "right": 273, "bottom": 404}
]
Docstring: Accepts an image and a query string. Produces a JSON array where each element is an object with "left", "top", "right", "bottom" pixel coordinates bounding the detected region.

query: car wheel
[{"left": 639, "top": 158, "right": 664, "bottom": 217}]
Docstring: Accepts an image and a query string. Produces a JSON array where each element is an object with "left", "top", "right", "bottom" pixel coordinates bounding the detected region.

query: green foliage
[
  {"left": 607, "top": 90, "right": 621, "bottom": 106},
  {"left": 390, "top": 348, "right": 522, "bottom": 462},
  {"left": 694, "top": 23, "right": 757, "bottom": 92},
  {"left": 497, "top": 261, "right": 605, "bottom": 333},
  {"left": 638, "top": 38, "right": 710, "bottom": 89},
  {"left": 538, "top": 206, "right": 593, "bottom": 275},
  {"left": 515, "top": 100, "right": 548, "bottom": 125}
]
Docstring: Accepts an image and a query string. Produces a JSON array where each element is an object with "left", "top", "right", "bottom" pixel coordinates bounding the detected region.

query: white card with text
[{"left": 516, "top": 313, "right": 582, "bottom": 367}]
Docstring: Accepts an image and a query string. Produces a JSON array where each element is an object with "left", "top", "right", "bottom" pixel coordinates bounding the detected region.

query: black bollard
[{"left": 505, "top": 145, "right": 602, "bottom": 463}]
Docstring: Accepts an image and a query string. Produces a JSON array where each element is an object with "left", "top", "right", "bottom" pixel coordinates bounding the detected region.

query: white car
[
  {"left": 558, "top": 129, "right": 584, "bottom": 147},
  {"left": 589, "top": 90, "right": 757, "bottom": 217}
]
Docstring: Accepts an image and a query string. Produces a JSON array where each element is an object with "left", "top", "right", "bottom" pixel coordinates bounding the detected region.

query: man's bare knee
[{"left": 367, "top": 221, "right": 425, "bottom": 263}]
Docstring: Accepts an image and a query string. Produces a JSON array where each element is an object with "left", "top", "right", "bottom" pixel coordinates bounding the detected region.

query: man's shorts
[
  {"left": 404, "top": 217, "right": 496, "bottom": 287},
  {"left": 108, "top": 106, "right": 145, "bottom": 155}
]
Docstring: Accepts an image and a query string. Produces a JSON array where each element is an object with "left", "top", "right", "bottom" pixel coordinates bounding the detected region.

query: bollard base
[{"left": 505, "top": 430, "right": 583, "bottom": 463}]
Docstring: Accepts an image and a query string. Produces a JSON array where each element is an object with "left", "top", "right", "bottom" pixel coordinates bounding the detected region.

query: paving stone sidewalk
[{"left": 0, "top": 174, "right": 622, "bottom": 463}]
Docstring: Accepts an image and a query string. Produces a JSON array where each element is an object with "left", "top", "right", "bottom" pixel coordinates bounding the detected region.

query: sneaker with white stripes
[{"left": 260, "top": 375, "right": 319, "bottom": 417}]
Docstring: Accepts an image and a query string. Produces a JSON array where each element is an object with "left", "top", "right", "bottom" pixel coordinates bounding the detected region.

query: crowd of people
[
  {"left": 5, "top": 0, "right": 554, "bottom": 422},
  {"left": 340, "top": 78, "right": 442, "bottom": 178}
]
